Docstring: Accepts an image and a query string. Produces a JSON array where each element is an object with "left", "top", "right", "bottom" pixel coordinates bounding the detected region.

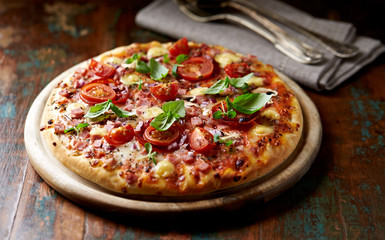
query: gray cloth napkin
[{"left": 135, "top": 0, "right": 385, "bottom": 91}]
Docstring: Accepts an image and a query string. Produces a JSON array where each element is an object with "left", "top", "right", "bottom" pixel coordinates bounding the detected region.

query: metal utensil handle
[
  {"left": 232, "top": 0, "right": 359, "bottom": 58},
  {"left": 224, "top": 14, "right": 322, "bottom": 64},
  {"left": 224, "top": 1, "right": 323, "bottom": 61}
]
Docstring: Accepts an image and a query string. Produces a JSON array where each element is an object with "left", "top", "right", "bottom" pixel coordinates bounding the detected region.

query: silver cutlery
[
  {"left": 175, "top": 0, "right": 324, "bottom": 64},
  {"left": 206, "top": 0, "right": 359, "bottom": 58}
]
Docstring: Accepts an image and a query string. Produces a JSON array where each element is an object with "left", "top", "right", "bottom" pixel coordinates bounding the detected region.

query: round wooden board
[{"left": 24, "top": 61, "right": 322, "bottom": 215}]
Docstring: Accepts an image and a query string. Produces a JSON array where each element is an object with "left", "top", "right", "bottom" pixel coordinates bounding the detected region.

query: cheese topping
[
  {"left": 214, "top": 52, "right": 241, "bottom": 68},
  {"left": 250, "top": 124, "right": 274, "bottom": 136},
  {"left": 142, "top": 106, "right": 164, "bottom": 120},
  {"left": 90, "top": 126, "right": 107, "bottom": 137},
  {"left": 261, "top": 108, "right": 280, "bottom": 120},
  {"left": 147, "top": 46, "right": 168, "bottom": 58},
  {"left": 120, "top": 73, "right": 140, "bottom": 85},
  {"left": 187, "top": 87, "right": 208, "bottom": 96},
  {"left": 155, "top": 160, "right": 175, "bottom": 178}
]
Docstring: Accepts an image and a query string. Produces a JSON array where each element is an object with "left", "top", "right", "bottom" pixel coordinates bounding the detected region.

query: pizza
[{"left": 40, "top": 38, "right": 303, "bottom": 196}]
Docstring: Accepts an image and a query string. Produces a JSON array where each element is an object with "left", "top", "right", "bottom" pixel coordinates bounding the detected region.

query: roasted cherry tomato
[
  {"left": 224, "top": 62, "right": 251, "bottom": 78},
  {"left": 211, "top": 101, "right": 258, "bottom": 125},
  {"left": 150, "top": 82, "right": 179, "bottom": 101},
  {"left": 189, "top": 127, "right": 216, "bottom": 153},
  {"left": 177, "top": 57, "right": 214, "bottom": 81},
  {"left": 169, "top": 37, "right": 189, "bottom": 57},
  {"left": 89, "top": 59, "right": 116, "bottom": 78},
  {"left": 144, "top": 125, "right": 180, "bottom": 146},
  {"left": 80, "top": 83, "right": 116, "bottom": 105},
  {"left": 105, "top": 125, "right": 134, "bottom": 146}
]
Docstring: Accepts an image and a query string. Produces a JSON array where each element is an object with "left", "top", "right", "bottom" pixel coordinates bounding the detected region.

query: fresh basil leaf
[
  {"left": 150, "top": 111, "right": 176, "bottom": 131},
  {"left": 172, "top": 65, "right": 179, "bottom": 77},
  {"left": 149, "top": 58, "right": 168, "bottom": 80},
  {"left": 176, "top": 54, "right": 189, "bottom": 64},
  {"left": 126, "top": 53, "right": 140, "bottom": 64},
  {"left": 231, "top": 93, "right": 272, "bottom": 114},
  {"left": 226, "top": 110, "right": 237, "bottom": 119},
  {"left": 144, "top": 143, "right": 157, "bottom": 165},
  {"left": 213, "top": 133, "right": 220, "bottom": 143},
  {"left": 64, "top": 123, "right": 89, "bottom": 134},
  {"left": 163, "top": 54, "right": 170, "bottom": 63},
  {"left": 162, "top": 100, "right": 185, "bottom": 118},
  {"left": 110, "top": 104, "right": 136, "bottom": 118},
  {"left": 136, "top": 60, "right": 150, "bottom": 73},
  {"left": 84, "top": 100, "right": 111, "bottom": 118},
  {"left": 225, "top": 140, "right": 233, "bottom": 147},
  {"left": 138, "top": 78, "right": 143, "bottom": 90},
  {"left": 64, "top": 127, "right": 75, "bottom": 133},
  {"left": 225, "top": 96, "right": 233, "bottom": 111},
  {"left": 213, "top": 110, "right": 223, "bottom": 119},
  {"left": 144, "top": 142, "right": 152, "bottom": 154},
  {"left": 229, "top": 73, "right": 253, "bottom": 89},
  {"left": 203, "top": 78, "right": 230, "bottom": 95}
]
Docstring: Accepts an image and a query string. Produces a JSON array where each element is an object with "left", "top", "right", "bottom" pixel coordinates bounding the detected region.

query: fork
[
  {"left": 228, "top": 0, "right": 359, "bottom": 58},
  {"left": 175, "top": 0, "right": 324, "bottom": 64}
]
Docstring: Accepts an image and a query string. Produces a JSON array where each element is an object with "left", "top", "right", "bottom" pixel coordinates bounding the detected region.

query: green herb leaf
[
  {"left": 84, "top": 100, "right": 112, "bottom": 118},
  {"left": 225, "top": 140, "right": 233, "bottom": 146},
  {"left": 213, "top": 133, "right": 220, "bottom": 142},
  {"left": 203, "top": 78, "right": 230, "bottom": 95},
  {"left": 231, "top": 93, "right": 272, "bottom": 114},
  {"left": 110, "top": 104, "right": 136, "bottom": 118},
  {"left": 163, "top": 54, "right": 170, "bottom": 63},
  {"left": 176, "top": 54, "right": 189, "bottom": 64},
  {"left": 64, "top": 122, "right": 90, "bottom": 134},
  {"left": 144, "top": 143, "right": 157, "bottom": 165},
  {"left": 162, "top": 100, "right": 185, "bottom": 118},
  {"left": 226, "top": 110, "right": 237, "bottom": 119},
  {"left": 225, "top": 96, "right": 233, "bottom": 111},
  {"left": 126, "top": 53, "right": 140, "bottom": 64},
  {"left": 228, "top": 73, "right": 253, "bottom": 89},
  {"left": 136, "top": 60, "right": 151, "bottom": 73},
  {"left": 213, "top": 111, "right": 223, "bottom": 120},
  {"left": 149, "top": 58, "right": 168, "bottom": 80},
  {"left": 150, "top": 100, "right": 185, "bottom": 131},
  {"left": 85, "top": 99, "right": 136, "bottom": 119},
  {"left": 150, "top": 111, "right": 176, "bottom": 132},
  {"left": 172, "top": 65, "right": 179, "bottom": 77}
]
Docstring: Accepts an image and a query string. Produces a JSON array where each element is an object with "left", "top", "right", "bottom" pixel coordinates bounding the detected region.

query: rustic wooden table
[{"left": 1, "top": 1, "right": 384, "bottom": 239}]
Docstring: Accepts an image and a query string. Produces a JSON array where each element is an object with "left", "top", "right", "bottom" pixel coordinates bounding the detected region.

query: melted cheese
[
  {"left": 261, "top": 108, "right": 280, "bottom": 120},
  {"left": 215, "top": 52, "right": 241, "bottom": 68},
  {"left": 147, "top": 46, "right": 168, "bottom": 58},
  {"left": 90, "top": 126, "right": 107, "bottom": 137},
  {"left": 102, "top": 56, "right": 123, "bottom": 65},
  {"left": 142, "top": 106, "right": 164, "bottom": 120},
  {"left": 247, "top": 76, "right": 264, "bottom": 87},
  {"left": 120, "top": 74, "right": 140, "bottom": 85},
  {"left": 250, "top": 124, "right": 274, "bottom": 136},
  {"left": 155, "top": 160, "right": 175, "bottom": 178},
  {"left": 187, "top": 87, "right": 208, "bottom": 96},
  {"left": 66, "top": 102, "right": 86, "bottom": 112}
]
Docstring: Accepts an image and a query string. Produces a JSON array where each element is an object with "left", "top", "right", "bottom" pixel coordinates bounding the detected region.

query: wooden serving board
[{"left": 24, "top": 62, "right": 322, "bottom": 215}]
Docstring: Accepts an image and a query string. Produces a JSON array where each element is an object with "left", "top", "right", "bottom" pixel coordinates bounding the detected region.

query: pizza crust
[{"left": 40, "top": 40, "right": 304, "bottom": 196}]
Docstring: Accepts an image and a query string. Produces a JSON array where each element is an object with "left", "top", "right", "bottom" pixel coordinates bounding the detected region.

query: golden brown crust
[{"left": 40, "top": 40, "right": 303, "bottom": 196}]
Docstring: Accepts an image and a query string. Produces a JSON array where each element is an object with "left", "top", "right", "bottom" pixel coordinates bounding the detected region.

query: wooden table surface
[{"left": 1, "top": 1, "right": 384, "bottom": 239}]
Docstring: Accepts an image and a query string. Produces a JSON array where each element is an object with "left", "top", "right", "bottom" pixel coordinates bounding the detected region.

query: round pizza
[{"left": 40, "top": 38, "right": 303, "bottom": 196}]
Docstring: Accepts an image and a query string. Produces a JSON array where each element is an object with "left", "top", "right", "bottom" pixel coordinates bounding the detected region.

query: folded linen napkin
[{"left": 135, "top": 0, "right": 385, "bottom": 91}]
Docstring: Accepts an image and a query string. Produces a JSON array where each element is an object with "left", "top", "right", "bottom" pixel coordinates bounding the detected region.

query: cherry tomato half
[
  {"left": 144, "top": 125, "right": 180, "bottom": 146},
  {"left": 189, "top": 127, "right": 216, "bottom": 153},
  {"left": 169, "top": 37, "right": 189, "bottom": 57},
  {"left": 80, "top": 83, "right": 116, "bottom": 105},
  {"left": 177, "top": 57, "right": 214, "bottom": 81},
  {"left": 211, "top": 101, "right": 258, "bottom": 125},
  {"left": 89, "top": 59, "right": 116, "bottom": 78},
  {"left": 104, "top": 125, "right": 134, "bottom": 146},
  {"left": 224, "top": 62, "right": 251, "bottom": 78},
  {"left": 150, "top": 82, "right": 179, "bottom": 101}
]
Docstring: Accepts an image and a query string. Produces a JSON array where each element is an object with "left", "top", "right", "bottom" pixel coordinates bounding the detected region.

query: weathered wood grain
[{"left": 0, "top": 0, "right": 384, "bottom": 239}]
